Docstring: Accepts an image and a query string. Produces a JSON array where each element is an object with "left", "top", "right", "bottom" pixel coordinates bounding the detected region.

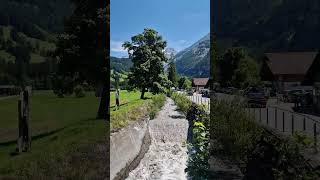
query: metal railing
[{"left": 247, "top": 106, "right": 320, "bottom": 151}]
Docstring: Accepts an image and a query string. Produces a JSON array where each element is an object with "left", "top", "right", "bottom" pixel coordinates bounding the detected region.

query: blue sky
[{"left": 111, "top": 0, "right": 210, "bottom": 57}]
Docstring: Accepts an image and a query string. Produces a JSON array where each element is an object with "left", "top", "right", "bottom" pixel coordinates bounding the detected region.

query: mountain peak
[{"left": 175, "top": 33, "right": 210, "bottom": 78}]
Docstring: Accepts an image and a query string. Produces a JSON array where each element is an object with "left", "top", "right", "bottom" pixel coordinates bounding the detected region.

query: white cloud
[{"left": 110, "top": 40, "right": 126, "bottom": 53}]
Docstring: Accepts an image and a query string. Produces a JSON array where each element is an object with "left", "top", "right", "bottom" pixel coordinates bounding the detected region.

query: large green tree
[
  {"left": 219, "top": 47, "right": 260, "bottom": 88},
  {"left": 123, "top": 28, "right": 168, "bottom": 99},
  {"left": 55, "top": 0, "right": 109, "bottom": 119},
  {"left": 219, "top": 47, "right": 246, "bottom": 86},
  {"left": 232, "top": 56, "right": 261, "bottom": 88}
]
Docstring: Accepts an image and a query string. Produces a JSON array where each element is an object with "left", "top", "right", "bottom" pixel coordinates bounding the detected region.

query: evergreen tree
[{"left": 168, "top": 61, "right": 178, "bottom": 87}]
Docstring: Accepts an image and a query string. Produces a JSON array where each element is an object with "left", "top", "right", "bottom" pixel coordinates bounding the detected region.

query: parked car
[
  {"left": 283, "top": 87, "right": 313, "bottom": 103},
  {"left": 244, "top": 87, "right": 267, "bottom": 108},
  {"left": 188, "top": 89, "right": 194, "bottom": 96},
  {"left": 201, "top": 89, "right": 210, "bottom": 98}
]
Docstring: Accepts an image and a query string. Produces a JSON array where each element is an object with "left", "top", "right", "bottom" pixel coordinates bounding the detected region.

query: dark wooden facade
[{"left": 261, "top": 52, "right": 319, "bottom": 92}]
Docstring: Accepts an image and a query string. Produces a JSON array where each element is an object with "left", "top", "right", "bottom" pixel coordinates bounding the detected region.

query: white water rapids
[{"left": 126, "top": 98, "right": 189, "bottom": 180}]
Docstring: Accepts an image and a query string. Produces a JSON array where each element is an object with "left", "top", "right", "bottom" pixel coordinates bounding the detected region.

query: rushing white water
[{"left": 126, "top": 98, "right": 189, "bottom": 180}]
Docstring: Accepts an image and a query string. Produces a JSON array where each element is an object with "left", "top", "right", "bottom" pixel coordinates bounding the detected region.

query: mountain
[
  {"left": 0, "top": 0, "right": 73, "bottom": 64},
  {"left": 214, "top": 0, "right": 320, "bottom": 55},
  {"left": 0, "top": 1, "right": 73, "bottom": 86},
  {"left": 110, "top": 56, "right": 132, "bottom": 73},
  {"left": 175, "top": 33, "right": 210, "bottom": 78},
  {"left": 0, "top": 0, "right": 73, "bottom": 34}
]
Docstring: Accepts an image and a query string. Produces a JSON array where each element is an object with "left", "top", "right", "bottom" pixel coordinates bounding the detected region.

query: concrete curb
[
  {"left": 110, "top": 116, "right": 151, "bottom": 180},
  {"left": 114, "top": 126, "right": 151, "bottom": 180}
]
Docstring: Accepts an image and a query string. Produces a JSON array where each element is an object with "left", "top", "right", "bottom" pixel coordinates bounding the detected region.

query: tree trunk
[
  {"left": 140, "top": 88, "right": 145, "bottom": 99},
  {"left": 17, "top": 89, "right": 31, "bottom": 153},
  {"left": 97, "top": 81, "right": 109, "bottom": 119}
]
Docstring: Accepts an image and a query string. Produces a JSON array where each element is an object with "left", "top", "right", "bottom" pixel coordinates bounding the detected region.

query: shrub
[
  {"left": 149, "top": 94, "right": 166, "bottom": 119},
  {"left": 172, "top": 93, "right": 192, "bottom": 114},
  {"left": 210, "top": 98, "right": 263, "bottom": 160},
  {"left": 51, "top": 74, "right": 74, "bottom": 98},
  {"left": 186, "top": 103, "right": 208, "bottom": 125},
  {"left": 166, "top": 88, "right": 173, "bottom": 97},
  {"left": 187, "top": 121, "right": 211, "bottom": 179},
  {"left": 74, "top": 85, "right": 85, "bottom": 98}
]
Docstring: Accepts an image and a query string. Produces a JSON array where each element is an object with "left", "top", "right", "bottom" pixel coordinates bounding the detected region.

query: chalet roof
[
  {"left": 265, "top": 52, "right": 318, "bottom": 75},
  {"left": 192, "top": 78, "right": 209, "bottom": 86}
]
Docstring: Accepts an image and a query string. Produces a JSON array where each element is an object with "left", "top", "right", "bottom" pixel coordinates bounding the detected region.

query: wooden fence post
[
  {"left": 303, "top": 116, "right": 306, "bottom": 131},
  {"left": 17, "top": 89, "right": 31, "bottom": 153},
  {"left": 267, "top": 108, "right": 269, "bottom": 125},
  {"left": 292, "top": 114, "right": 294, "bottom": 134},
  {"left": 275, "top": 108, "right": 277, "bottom": 129},
  {"left": 314, "top": 123, "right": 318, "bottom": 152},
  {"left": 260, "top": 108, "right": 262, "bottom": 122},
  {"left": 283, "top": 111, "right": 285, "bottom": 132}
]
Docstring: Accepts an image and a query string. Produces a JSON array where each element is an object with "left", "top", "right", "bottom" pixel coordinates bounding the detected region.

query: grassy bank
[
  {"left": 110, "top": 90, "right": 166, "bottom": 131},
  {"left": 0, "top": 91, "right": 107, "bottom": 178}
]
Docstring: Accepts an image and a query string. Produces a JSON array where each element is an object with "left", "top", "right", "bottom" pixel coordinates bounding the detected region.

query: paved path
[{"left": 126, "top": 98, "right": 189, "bottom": 180}]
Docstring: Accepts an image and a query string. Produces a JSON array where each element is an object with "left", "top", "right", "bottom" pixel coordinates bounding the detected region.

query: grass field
[
  {"left": 110, "top": 90, "right": 154, "bottom": 130},
  {"left": 0, "top": 91, "right": 107, "bottom": 178},
  {"left": 0, "top": 50, "right": 15, "bottom": 63}
]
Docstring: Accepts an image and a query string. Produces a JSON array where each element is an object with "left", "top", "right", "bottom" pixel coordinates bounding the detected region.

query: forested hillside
[
  {"left": 110, "top": 56, "right": 132, "bottom": 73},
  {"left": 214, "top": 0, "right": 320, "bottom": 55},
  {"left": 0, "top": 0, "right": 73, "bottom": 86}
]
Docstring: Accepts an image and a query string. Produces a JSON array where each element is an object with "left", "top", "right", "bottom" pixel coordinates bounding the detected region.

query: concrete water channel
[{"left": 126, "top": 98, "right": 189, "bottom": 180}]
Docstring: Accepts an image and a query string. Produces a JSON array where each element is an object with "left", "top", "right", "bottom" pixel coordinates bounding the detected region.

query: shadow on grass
[
  {"left": 110, "top": 97, "right": 152, "bottom": 111},
  {"left": 110, "top": 102, "right": 129, "bottom": 109},
  {"left": 0, "top": 116, "right": 101, "bottom": 149},
  {"left": 0, "top": 127, "right": 66, "bottom": 147}
]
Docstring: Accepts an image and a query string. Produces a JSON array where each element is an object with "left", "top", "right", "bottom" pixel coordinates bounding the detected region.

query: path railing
[{"left": 247, "top": 106, "right": 320, "bottom": 152}]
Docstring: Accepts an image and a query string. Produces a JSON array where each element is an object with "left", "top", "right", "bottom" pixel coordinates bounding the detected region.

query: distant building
[
  {"left": 303, "top": 53, "right": 320, "bottom": 114},
  {"left": 261, "top": 52, "right": 319, "bottom": 92},
  {"left": 192, "top": 78, "right": 209, "bottom": 92}
]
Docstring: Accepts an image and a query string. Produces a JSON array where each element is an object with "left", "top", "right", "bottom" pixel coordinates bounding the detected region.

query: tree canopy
[
  {"left": 123, "top": 28, "right": 168, "bottom": 99},
  {"left": 219, "top": 47, "right": 260, "bottom": 88}
]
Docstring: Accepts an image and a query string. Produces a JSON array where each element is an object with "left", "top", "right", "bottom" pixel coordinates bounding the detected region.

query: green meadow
[{"left": 0, "top": 91, "right": 107, "bottom": 178}]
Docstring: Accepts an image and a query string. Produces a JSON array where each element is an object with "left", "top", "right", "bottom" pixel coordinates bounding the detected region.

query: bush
[
  {"left": 187, "top": 121, "right": 211, "bottom": 179},
  {"left": 51, "top": 74, "right": 74, "bottom": 98},
  {"left": 166, "top": 88, "right": 173, "bottom": 97},
  {"left": 186, "top": 103, "right": 208, "bottom": 124},
  {"left": 210, "top": 98, "right": 263, "bottom": 160},
  {"left": 149, "top": 94, "right": 166, "bottom": 119},
  {"left": 172, "top": 93, "right": 192, "bottom": 114},
  {"left": 74, "top": 85, "right": 85, "bottom": 98}
]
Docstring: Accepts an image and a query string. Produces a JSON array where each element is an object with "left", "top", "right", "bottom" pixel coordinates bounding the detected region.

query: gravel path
[{"left": 126, "top": 98, "right": 189, "bottom": 180}]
